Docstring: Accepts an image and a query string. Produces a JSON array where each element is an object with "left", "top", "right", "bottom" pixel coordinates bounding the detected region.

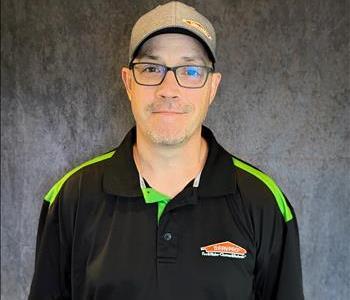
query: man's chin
[
  {"left": 146, "top": 128, "right": 189, "bottom": 146},
  {"left": 149, "top": 132, "right": 188, "bottom": 146}
]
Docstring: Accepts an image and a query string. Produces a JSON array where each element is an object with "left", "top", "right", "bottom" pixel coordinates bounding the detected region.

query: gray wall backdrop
[{"left": 1, "top": 0, "right": 349, "bottom": 299}]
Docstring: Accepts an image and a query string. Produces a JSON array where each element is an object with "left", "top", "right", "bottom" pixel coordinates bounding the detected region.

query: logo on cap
[
  {"left": 182, "top": 19, "right": 212, "bottom": 40},
  {"left": 200, "top": 241, "right": 247, "bottom": 259}
]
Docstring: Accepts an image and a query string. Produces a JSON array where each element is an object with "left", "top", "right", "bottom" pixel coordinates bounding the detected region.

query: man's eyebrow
[
  {"left": 138, "top": 53, "right": 208, "bottom": 65},
  {"left": 181, "top": 56, "right": 208, "bottom": 65},
  {"left": 136, "top": 54, "right": 161, "bottom": 61}
]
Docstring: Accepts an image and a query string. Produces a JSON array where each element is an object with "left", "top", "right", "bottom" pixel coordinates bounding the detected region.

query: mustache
[{"left": 146, "top": 100, "right": 193, "bottom": 113}]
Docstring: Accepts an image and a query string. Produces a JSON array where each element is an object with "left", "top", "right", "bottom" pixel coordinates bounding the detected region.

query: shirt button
[{"left": 163, "top": 232, "right": 172, "bottom": 241}]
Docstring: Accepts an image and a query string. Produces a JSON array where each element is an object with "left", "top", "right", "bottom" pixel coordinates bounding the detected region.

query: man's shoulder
[
  {"left": 44, "top": 149, "right": 117, "bottom": 205},
  {"left": 232, "top": 156, "right": 293, "bottom": 222}
]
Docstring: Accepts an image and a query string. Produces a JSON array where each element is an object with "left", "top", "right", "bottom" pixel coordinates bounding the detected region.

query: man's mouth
[{"left": 152, "top": 110, "right": 186, "bottom": 114}]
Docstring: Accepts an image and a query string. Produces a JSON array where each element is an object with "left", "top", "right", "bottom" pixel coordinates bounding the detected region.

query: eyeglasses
[{"left": 129, "top": 62, "right": 214, "bottom": 89}]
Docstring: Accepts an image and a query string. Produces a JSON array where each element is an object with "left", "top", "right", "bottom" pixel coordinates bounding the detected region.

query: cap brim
[{"left": 129, "top": 27, "right": 216, "bottom": 65}]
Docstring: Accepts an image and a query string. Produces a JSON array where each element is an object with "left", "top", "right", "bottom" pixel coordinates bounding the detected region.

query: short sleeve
[{"left": 29, "top": 175, "right": 79, "bottom": 300}]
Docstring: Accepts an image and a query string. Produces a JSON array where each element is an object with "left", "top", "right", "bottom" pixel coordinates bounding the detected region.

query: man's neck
[{"left": 133, "top": 126, "right": 208, "bottom": 197}]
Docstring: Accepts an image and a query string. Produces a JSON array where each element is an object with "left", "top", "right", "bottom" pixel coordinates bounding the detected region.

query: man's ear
[
  {"left": 121, "top": 67, "right": 133, "bottom": 101},
  {"left": 209, "top": 72, "right": 222, "bottom": 105}
]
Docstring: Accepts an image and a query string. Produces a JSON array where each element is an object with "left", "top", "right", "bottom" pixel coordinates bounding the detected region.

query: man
[{"left": 29, "top": 2, "right": 304, "bottom": 299}]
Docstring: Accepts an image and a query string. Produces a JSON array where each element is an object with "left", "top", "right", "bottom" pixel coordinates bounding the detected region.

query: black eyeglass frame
[{"left": 129, "top": 62, "right": 215, "bottom": 89}]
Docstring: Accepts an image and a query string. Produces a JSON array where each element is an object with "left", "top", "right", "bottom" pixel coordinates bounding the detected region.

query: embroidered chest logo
[{"left": 200, "top": 241, "right": 247, "bottom": 259}]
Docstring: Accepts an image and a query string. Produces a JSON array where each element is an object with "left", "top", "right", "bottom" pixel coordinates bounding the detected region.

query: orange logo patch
[
  {"left": 182, "top": 19, "right": 212, "bottom": 40},
  {"left": 201, "top": 241, "right": 247, "bottom": 259}
]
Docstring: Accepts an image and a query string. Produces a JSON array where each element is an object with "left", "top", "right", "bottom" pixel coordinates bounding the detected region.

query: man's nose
[{"left": 156, "top": 70, "right": 180, "bottom": 98}]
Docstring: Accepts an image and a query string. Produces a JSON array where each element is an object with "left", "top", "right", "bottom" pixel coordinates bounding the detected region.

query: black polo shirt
[{"left": 29, "top": 126, "right": 304, "bottom": 300}]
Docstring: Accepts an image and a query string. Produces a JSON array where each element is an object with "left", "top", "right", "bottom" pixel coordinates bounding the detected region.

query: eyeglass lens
[{"left": 132, "top": 63, "right": 211, "bottom": 88}]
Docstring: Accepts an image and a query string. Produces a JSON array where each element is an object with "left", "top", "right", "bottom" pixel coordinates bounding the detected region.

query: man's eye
[
  {"left": 142, "top": 65, "right": 162, "bottom": 73},
  {"left": 184, "top": 67, "right": 201, "bottom": 77}
]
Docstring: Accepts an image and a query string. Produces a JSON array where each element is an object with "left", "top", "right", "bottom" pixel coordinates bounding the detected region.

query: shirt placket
[{"left": 138, "top": 172, "right": 202, "bottom": 223}]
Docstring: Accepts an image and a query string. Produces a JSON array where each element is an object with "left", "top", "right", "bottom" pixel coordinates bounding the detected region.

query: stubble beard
[
  {"left": 145, "top": 109, "right": 208, "bottom": 146},
  {"left": 145, "top": 126, "right": 190, "bottom": 146},
  {"left": 138, "top": 99, "right": 209, "bottom": 146}
]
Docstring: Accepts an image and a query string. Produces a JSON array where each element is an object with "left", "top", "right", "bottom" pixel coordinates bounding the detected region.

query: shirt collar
[{"left": 103, "top": 126, "right": 236, "bottom": 198}]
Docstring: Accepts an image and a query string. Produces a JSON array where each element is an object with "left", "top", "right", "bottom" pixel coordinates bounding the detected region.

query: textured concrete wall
[{"left": 1, "top": 0, "right": 349, "bottom": 299}]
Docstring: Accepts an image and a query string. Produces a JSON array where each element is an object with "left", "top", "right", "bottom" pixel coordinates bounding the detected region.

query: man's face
[{"left": 122, "top": 33, "right": 221, "bottom": 146}]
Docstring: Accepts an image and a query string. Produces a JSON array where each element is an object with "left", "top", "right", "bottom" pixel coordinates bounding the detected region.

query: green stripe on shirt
[
  {"left": 233, "top": 157, "right": 293, "bottom": 222},
  {"left": 44, "top": 150, "right": 116, "bottom": 205}
]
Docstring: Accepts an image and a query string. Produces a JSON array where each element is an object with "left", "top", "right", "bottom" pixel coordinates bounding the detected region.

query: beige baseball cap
[{"left": 129, "top": 1, "right": 216, "bottom": 64}]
